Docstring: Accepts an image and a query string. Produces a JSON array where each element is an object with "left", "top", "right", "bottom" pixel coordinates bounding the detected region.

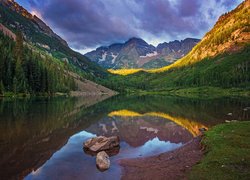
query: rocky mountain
[
  {"left": 85, "top": 37, "right": 200, "bottom": 69},
  {"left": 86, "top": 116, "right": 193, "bottom": 147},
  {"left": 106, "top": 0, "right": 249, "bottom": 93},
  {"left": 0, "top": 0, "right": 107, "bottom": 78}
]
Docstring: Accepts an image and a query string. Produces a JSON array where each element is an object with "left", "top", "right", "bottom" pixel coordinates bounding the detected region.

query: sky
[{"left": 16, "top": 0, "right": 243, "bottom": 54}]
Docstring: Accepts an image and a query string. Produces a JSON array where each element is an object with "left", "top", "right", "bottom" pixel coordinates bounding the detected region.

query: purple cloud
[{"left": 16, "top": 0, "right": 243, "bottom": 51}]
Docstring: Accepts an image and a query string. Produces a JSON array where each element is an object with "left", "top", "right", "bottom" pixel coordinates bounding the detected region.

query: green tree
[
  {"left": 0, "top": 81, "right": 4, "bottom": 95},
  {"left": 14, "top": 31, "right": 24, "bottom": 62},
  {"left": 15, "top": 60, "right": 27, "bottom": 93}
]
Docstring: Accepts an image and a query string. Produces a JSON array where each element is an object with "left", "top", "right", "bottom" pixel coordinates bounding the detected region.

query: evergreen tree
[
  {"left": 14, "top": 31, "right": 24, "bottom": 62},
  {"left": 0, "top": 32, "right": 77, "bottom": 96},
  {"left": 0, "top": 81, "right": 4, "bottom": 95},
  {"left": 13, "top": 77, "right": 17, "bottom": 94},
  {"left": 15, "top": 60, "right": 27, "bottom": 93},
  {"left": 13, "top": 32, "right": 27, "bottom": 93}
]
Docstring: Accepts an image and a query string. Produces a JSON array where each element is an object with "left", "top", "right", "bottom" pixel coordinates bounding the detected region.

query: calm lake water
[{"left": 0, "top": 95, "right": 249, "bottom": 179}]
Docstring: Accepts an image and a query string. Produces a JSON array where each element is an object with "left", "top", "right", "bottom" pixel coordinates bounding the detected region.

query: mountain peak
[
  {"left": 126, "top": 37, "right": 148, "bottom": 45},
  {"left": 85, "top": 37, "right": 199, "bottom": 69}
]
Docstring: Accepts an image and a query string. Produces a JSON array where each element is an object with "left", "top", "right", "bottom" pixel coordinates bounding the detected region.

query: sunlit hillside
[
  {"left": 108, "top": 69, "right": 144, "bottom": 76},
  {"left": 109, "top": 0, "right": 250, "bottom": 76}
]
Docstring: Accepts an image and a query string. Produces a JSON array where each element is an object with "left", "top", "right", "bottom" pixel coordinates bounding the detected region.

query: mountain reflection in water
[{"left": 0, "top": 95, "right": 249, "bottom": 179}]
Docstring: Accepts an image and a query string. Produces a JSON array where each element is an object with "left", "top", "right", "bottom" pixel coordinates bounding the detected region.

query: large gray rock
[
  {"left": 96, "top": 151, "right": 110, "bottom": 171},
  {"left": 84, "top": 145, "right": 120, "bottom": 157},
  {"left": 83, "top": 136, "right": 120, "bottom": 152}
]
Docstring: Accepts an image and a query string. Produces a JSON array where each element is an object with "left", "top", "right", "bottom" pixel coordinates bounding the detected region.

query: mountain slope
[
  {"left": 85, "top": 37, "right": 199, "bottom": 69},
  {"left": 0, "top": 0, "right": 107, "bottom": 78},
  {"left": 103, "top": 0, "right": 250, "bottom": 93},
  {"left": 151, "top": 0, "right": 250, "bottom": 73},
  {"left": 0, "top": 0, "right": 116, "bottom": 96}
]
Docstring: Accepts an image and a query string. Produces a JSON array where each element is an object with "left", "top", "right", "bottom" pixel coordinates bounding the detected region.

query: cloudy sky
[{"left": 16, "top": 0, "right": 243, "bottom": 54}]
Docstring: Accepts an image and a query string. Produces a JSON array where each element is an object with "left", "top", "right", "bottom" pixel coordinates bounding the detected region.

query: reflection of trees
[
  {"left": 0, "top": 95, "right": 111, "bottom": 180},
  {"left": 103, "top": 95, "right": 249, "bottom": 126},
  {"left": 0, "top": 95, "right": 248, "bottom": 179}
]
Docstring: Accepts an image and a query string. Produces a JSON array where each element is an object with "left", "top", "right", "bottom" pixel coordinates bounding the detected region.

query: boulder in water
[
  {"left": 96, "top": 151, "right": 110, "bottom": 171},
  {"left": 83, "top": 136, "right": 120, "bottom": 152}
]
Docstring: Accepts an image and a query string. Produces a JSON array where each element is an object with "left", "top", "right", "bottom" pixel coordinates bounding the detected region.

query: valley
[{"left": 0, "top": 0, "right": 249, "bottom": 179}]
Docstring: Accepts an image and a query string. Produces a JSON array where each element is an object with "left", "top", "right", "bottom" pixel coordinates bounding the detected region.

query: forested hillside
[
  {"left": 103, "top": 46, "right": 249, "bottom": 93},
  {"left": 102, "top": 0, "right": 250, "bottom": 94},
  {"left": 0, "top": 0, "right": 107, "bottom": 79},
  {"left": 0, "top": 32, "right": 76, "bottom": 96},
  {"left": 0, "top": 0, "right": 116, "bottom": 96}
]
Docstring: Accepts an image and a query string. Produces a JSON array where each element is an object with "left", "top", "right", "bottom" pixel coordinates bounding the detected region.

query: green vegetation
[
  {"left": 141, "top": 58, "right": 171, "bottom": 69},
  {"left": 0, "top": 32, "right": 76, "bottom": 96},
  {"left": 189, "top": 121, "right": 250, "bottom": 180},
  {"left": 102, "top": 46, "right": 250, "bottom": 95},
  {"left": 1, "top": 0, "right": 249, "bottom": 97},
  {"left": 126, "top": 87, "right": 250, "bottom": 98},
  {"left": 0, "top": 3, "right": 107, "bottom": 80},
  {"left": 103, "top": 1, "right": 250, "bottom": 96}
]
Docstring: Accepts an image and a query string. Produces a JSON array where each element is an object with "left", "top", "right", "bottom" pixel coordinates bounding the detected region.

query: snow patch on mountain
[
  {"left": 140, "top": 51, "right": 158, "bottom": 58},
  {"left": 99, "top": 52, "right": 107, "bottom": 62},
  {"left": 111, "top": 53, "right": 118, "bottom": 64}
]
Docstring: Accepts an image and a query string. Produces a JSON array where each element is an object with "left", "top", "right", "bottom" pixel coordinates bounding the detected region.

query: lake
[{"left": 0, "top": 95, "right": 249, "bottom": 179}]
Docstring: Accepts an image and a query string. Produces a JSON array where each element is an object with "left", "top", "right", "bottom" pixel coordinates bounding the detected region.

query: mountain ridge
[
  {"left": 108, "top": 0, "right": 249, "bottom": 75},
  {"left": 0, "top": 0, "right": 68, "bottom": 46},
  {"left": 160, "top": 0, "right": 250, "bottom": 71},
  {"left": 0, "top": 0, "right": 107, "bottom": 78},
  {"left": 0, "top": 0, "right": 116, "bottom": 96},
  {"left": 85, "top": 37, "right": 200, "bottom": 69},
  {"left": 103, "top": 0, "right": 249, "bottom": 93}
]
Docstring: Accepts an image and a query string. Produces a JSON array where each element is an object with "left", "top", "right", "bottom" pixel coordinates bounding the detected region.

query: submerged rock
[
  {"left": 83, "top": 136, "right": 120, "bottom": 152},
  {"left": 96, "top": 151, "right": 110, "bottom": 171}
]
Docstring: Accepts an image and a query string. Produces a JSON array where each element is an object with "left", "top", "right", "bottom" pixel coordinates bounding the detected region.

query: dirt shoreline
[{"left": 119, "top": 136, "right": 203, "bottom": 180}]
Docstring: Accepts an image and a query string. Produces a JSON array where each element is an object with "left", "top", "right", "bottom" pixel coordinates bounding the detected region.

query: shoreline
[
  {"left": 119, "top": 121, "right": 250, "bottom": 179},
  {"left": 121, "top": 87, "right": 250, "bottom": 98},
  {"left": 119, "top": 136, "right": 203, "bottom": 180},
  {"left": 0, "top": 91, "right": 118, "bottom": 98}
]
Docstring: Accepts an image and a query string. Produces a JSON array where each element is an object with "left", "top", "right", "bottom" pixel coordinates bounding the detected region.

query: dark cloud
[
  {"left": 177, "top": 0, "right": 201, "bottom": 17},
  {"left": 17, "top": 0, "right": 243, "bottom": 51}
]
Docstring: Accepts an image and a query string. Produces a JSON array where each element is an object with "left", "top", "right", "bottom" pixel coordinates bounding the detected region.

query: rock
[
  {"left": 96, "top": 151, "right": 110, "bottom": 171},
  {"left": 83, "top": 136, "right": 120, "bottom": 152},
  {"left": 84, "top": 145, "right": 120, "bottom": 157}
]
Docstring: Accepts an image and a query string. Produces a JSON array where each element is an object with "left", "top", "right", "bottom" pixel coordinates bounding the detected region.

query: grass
[
  {"left": 124, "top": 87, "right": 250, "bottom": 98},
  {"left": 189, "top": 121, "right": 250, "bottom": 180},
  {"left": 0, "top": 91, "right": 69, "bottom": 98}
]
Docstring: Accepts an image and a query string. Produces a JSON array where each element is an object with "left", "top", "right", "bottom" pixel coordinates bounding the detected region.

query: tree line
[{"left": 0, "top": 32, "right": 76, "bottom": 96}]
